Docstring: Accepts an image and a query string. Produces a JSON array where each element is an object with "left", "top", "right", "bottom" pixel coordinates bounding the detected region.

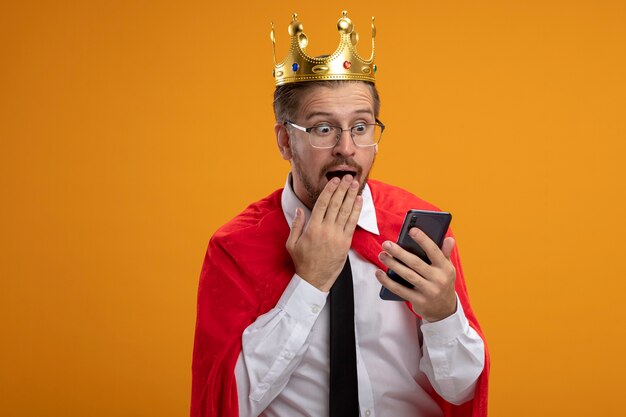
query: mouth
[{"left": 325, "top": 169, "right": 358, "bottom": 181}]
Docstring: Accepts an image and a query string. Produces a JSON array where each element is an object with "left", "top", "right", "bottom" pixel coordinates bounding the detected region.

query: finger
[
  {"left": 286, "top": 207, "right": 305, "bottom": 251},
  {"left": 409, "top": 228, "right": 447, "bottom": 266},
  {"left": 375, "top": 269, "right": 427, "bottom": 303},
  {"left": 309, "top": 177, "right": 341, "bottom": 224},
  {"left": 323, "top": 174, "right": 353, "bottom": 223},
  {"left": 441, "top": 236, "right": 455, "bottom": 260},
  {"left": 336, "top": 179, "right": 359, "bottom": 226},
  {"left": 343, "top": 195, "right": 363, "bottom": 234},
  {"left": 377, "top": 251, "right": 427, "bottom": 289},
  {"left": 381, "top": 240, "right": 430, "bottom": 278}
]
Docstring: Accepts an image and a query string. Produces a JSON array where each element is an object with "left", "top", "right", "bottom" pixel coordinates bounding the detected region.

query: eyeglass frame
[{"left": 284, "top": 119, "right": 385, "bottom": 149}]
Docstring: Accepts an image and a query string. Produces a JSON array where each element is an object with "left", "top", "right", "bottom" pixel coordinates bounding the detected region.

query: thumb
[{"left": 286, "top": 208, "right": 305, "bottom": 249}]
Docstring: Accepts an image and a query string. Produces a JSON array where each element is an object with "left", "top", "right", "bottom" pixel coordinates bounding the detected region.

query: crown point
[
  {"left": 337, "top": 15, "right": 353, "bottom": 34},
  {"left": 288, "top": 21, "right": 303, "bottom": 36},
  {"left": 342, "top": 11, "right": 347, "bottom": 18}
]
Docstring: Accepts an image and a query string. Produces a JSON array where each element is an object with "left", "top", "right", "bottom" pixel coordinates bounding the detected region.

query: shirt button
[
  {"left": 365, "top": 410, "right": 371, "bottom": 417},
  {"left": 311, "top": 305, "right": 320, "bottom": 314},
  {"left": 283, "top": 351, "right": 293, "bottom": 360}
]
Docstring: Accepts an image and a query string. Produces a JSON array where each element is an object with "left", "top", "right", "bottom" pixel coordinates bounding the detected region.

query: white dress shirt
[{"left": 234, "top": 177, "right": 485, "bottom": 417}]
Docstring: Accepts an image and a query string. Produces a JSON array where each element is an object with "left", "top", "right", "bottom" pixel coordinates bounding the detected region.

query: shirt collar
[{"left": 281, "top": 173, "right": 380, "bottom": 235}]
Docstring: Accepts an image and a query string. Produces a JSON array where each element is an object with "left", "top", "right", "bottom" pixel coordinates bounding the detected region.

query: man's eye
[
  {"left": 313, "top": 125, "right": 333, "bottom": 136},
  {"left": 353, "top": 124, "right": 368, "bottom": 134}
]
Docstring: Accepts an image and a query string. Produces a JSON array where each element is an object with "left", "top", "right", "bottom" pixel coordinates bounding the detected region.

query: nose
[{"left": 332, "top": 129, "right": 356, "bottom": 157}]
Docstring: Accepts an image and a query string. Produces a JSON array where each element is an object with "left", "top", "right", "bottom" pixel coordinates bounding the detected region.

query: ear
[{"left": 275, "top": 123, "right": 293, "bottom": 160}]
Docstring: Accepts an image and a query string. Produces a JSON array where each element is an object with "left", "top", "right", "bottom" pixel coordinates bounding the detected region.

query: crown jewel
[{"left": 271, "top": 11, "right": 376, "bottom": 86}]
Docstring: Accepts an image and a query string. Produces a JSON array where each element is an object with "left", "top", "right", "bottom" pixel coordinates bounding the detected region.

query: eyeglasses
[{"left": 284, "top": 119, "right": 385, "bottom": 149}]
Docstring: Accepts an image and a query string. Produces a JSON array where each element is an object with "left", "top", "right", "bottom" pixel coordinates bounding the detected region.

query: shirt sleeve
[
  {"left": 234, "top": 274, "right": 328, "bottom": 417},
  {"left": 418, "top": 293, "right": 486, "bottom": 405}
]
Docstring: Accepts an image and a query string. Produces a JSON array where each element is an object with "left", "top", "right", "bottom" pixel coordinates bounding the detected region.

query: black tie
[{"left": 329, "top": 256, "right": 359, "bottom": 417}]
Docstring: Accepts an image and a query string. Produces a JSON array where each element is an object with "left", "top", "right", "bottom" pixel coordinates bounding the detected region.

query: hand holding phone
[{"left": 379, "top": 210, "right": 452, "bottom": 301}]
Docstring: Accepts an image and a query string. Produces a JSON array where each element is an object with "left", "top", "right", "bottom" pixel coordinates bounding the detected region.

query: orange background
[{"left": 1, "top": 1, "right": 625, "bottom": 416}]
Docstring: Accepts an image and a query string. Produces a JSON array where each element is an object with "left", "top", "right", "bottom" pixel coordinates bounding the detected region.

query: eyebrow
[{"left": 304, "top": 109, "right": 374, "bottom": 122}]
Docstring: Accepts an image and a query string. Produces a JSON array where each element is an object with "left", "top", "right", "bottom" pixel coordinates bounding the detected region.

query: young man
[{"left": 192, "top": 11, "right": 489, "bottom": 417}]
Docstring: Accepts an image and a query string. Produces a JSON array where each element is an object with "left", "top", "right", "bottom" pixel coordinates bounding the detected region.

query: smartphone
[{"left": 379, "top": 209, "right": 452, "bottom": 301}]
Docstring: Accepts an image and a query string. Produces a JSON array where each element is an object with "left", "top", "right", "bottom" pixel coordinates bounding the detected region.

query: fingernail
[
  {"left": 350, "top": 181, "right": 358, "bottom": 189},
  {"left": 331, "top": 177, "right": 340, "bottom": 184},
  {"left": 343, "top": 174, "right": 353, "bottom": 182},
  {"left": 410, "top": 228, "right": 420, "bottom": 237},
  {"left": 382, "top": 241, "right": 392, "bottom": 250}
]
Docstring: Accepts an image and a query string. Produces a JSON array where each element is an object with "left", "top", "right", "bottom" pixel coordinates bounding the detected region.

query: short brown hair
[{"left": 273, "top": 80, "right": 381, "bottom": 123}]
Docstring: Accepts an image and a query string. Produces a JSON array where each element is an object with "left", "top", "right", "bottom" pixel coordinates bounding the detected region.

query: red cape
[{"left": 191, "top": 180, "right": 489, "bottom": 416}]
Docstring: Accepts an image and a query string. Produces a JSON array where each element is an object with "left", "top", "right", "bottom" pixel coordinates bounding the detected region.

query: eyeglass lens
[{"left": 309, "top": 125, "right": 382, "bottom": 147}]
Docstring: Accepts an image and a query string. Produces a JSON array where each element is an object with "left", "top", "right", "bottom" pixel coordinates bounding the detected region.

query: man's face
[{"left": 281, "top": 82, "right": 378, "bottom": 209}]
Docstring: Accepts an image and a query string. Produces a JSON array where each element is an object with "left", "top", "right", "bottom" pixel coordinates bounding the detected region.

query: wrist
[
  {"left": 418, "top": 297, "right": 457, "bottom": 323},
  {"left": 295, "top": 268, "right": 331, "bottom": 292}
]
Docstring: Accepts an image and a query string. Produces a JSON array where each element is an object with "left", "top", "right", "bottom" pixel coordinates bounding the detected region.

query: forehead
[{"left": 295, "top": 83, "right": 375, "bottom": 121}]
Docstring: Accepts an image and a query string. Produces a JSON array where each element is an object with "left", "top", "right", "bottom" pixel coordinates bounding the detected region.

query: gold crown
[{"left": 271, "top": 11, "right": 377, "bottom": 86}]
